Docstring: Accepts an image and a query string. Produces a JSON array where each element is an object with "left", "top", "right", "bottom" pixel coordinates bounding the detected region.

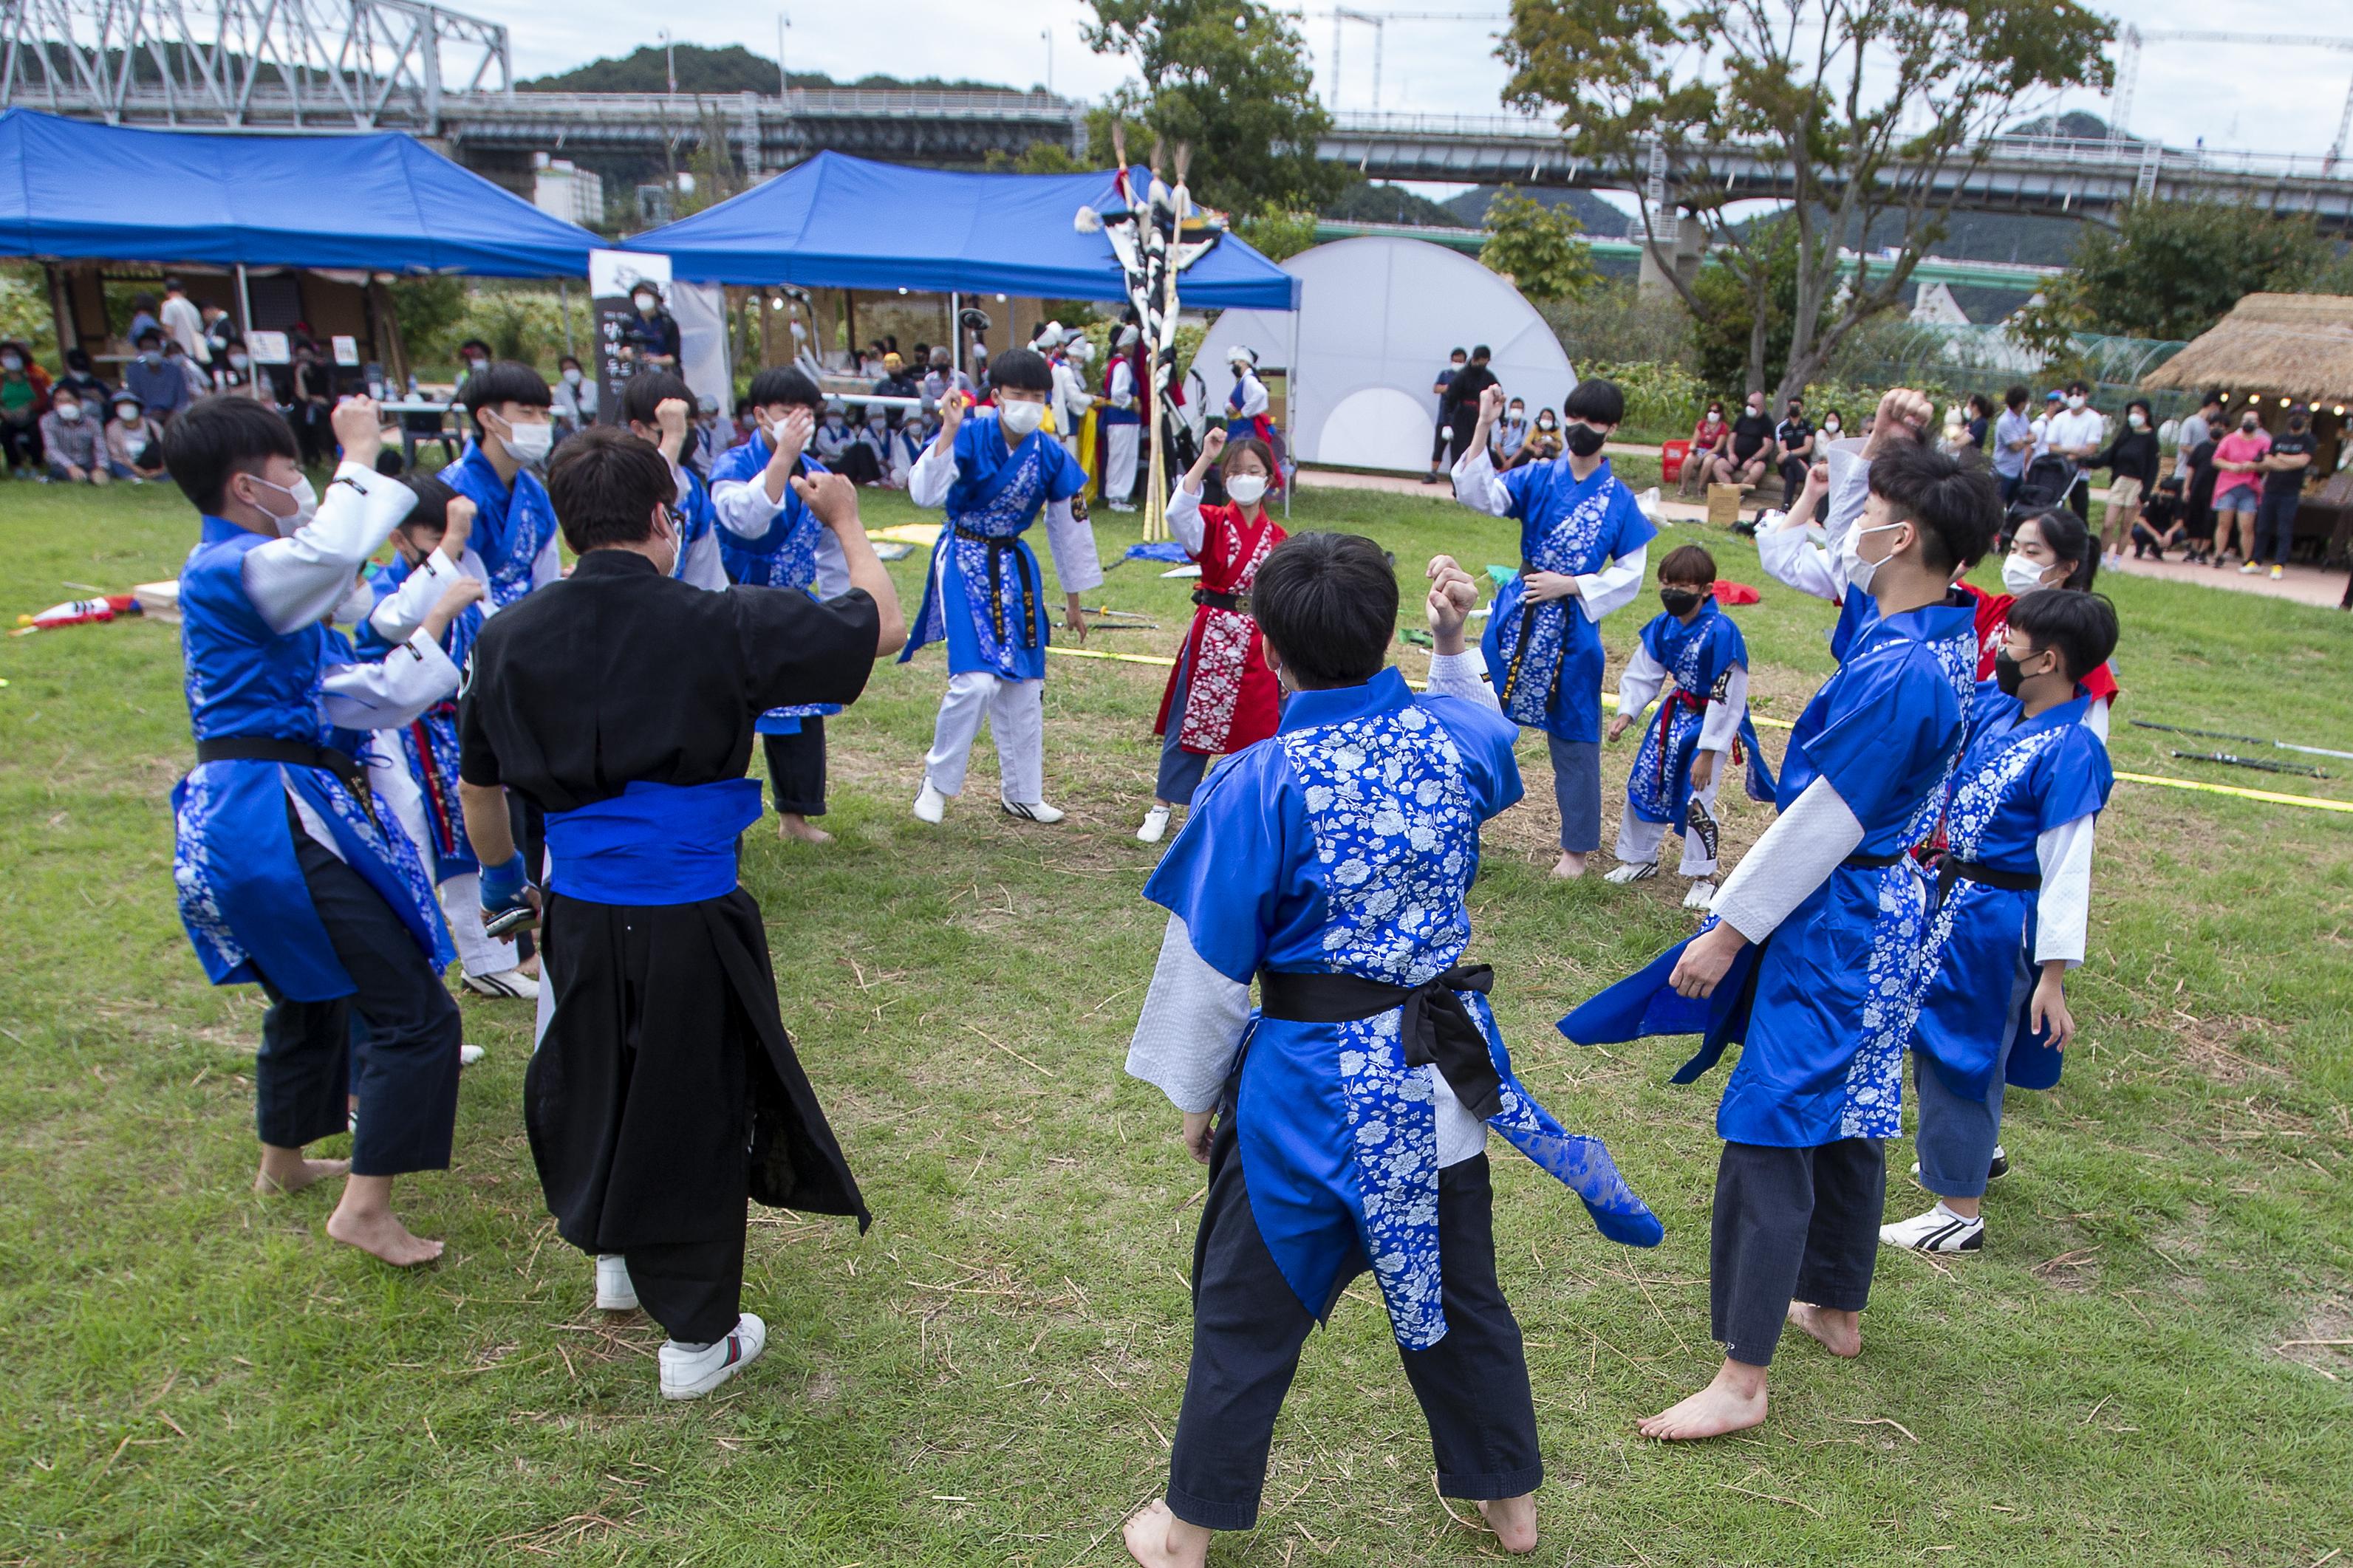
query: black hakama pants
[
  {"left": 525, "top": 886, "right": 868, "bottom": 1343},
  {"left": 762, "top": 720, "right": 827, "bottom": 818},
  {"left": 1164, "top": 1112, "right": 1543, "bottom": 1531},
  {"left": 1710, "top": 1137, "right": 1885, "bottom": 1367}
]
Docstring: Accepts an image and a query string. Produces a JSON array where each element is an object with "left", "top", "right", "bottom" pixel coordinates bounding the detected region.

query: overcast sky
[{"left": 473, "top": 0, "right": 2352, "bottom": 194}]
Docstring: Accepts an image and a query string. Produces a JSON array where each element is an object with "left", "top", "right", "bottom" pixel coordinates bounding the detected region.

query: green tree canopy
[
  {"left": 2071, "top": 201, "right": 2331, "bottom": 342},
  {"left": 1083, "top": 0, "right": 1347, "bottom": 217},
  {"left": 1478, "top": 187, "right": 1597, "bottom": 303}
]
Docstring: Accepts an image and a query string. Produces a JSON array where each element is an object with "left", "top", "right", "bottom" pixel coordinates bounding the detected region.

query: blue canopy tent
[
  {"left": 629, "top": 151, "right": 1300, "bottom": 311},
  {"left": 0, "top": 108, "right": 598, "bottom": 276}
]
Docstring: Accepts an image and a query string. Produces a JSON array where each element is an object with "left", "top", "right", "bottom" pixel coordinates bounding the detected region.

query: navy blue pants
[
  {"left": 1546, "top": 734, "right": 1602, "bottom": 852},
  {"left": 1155, "top": 654, "right": 1212, "bottom": 806},
  {"left": 1710, "top": 1138, "right": 1885, "bottom": 1367},
  {"left": 1164, "top": 1115, "right": 1543, "bottom": 1531},
  {"left": 255, "top": 828, "right": 463, "bottom": 1177},
  {"left": 763, "top": 719, "right": 828, "bottom": 816}
]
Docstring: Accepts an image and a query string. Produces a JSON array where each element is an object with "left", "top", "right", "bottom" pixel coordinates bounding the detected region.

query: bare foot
[
  {"left": 1549, "top": 851, "right": 1588, "bottom": 880},
  {"left": 516, "top": 952, "right": 542, "bottom": 980},
  {"left": 1477, "top": 1493, "right": 1540, "bottom": 1553},
  {"left": 1122, "top": 1499, "right": 1209, "bottom": 1568},
  {"left": 1636, "top": 1360, "right": 1769, "bottom": 1441},
  {"left": 253, "top": 1150, "right": 349, "bottom": 1195},
  {"left": 325, "top": 1174, "right": 444, "bottom": 1267},
  {"left": 779, "top": 813, "right": 834, "bottom": 845},
  {"left": 1786, "top": 1301, "right": 1862, "bottom": 1358}
]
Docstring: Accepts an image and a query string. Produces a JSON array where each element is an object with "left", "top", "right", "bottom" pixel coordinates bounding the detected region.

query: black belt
[
  {"left": 196, "top": 736, "right": 376, "bottom": 822},
  {"left": 1939, "top": 857, "right": 2041, "bottom": 895},
  {"left": 953, "top": 523, "right": 1036, "bottom": 651},
  {"left": 1258, "top": 965, "right": 1502, "bottom": 1120},
  {"left": 1843, "top": 851, "right": 1907, "bottom": 869},
  {"left": 1192, "top": 587, "right": 1246, "bottom": 613}
]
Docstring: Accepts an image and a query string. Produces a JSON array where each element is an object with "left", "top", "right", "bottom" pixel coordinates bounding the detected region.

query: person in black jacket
[
  {"left": 2088, "top": 397, "right": 2161, "bottom": 564},
  {"left": 2182, "top": 428, "right": 2221, "bottom": 564}
]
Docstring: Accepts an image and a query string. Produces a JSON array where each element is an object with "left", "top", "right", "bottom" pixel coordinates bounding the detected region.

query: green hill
[{"left": 521, "top": 44, "right": 1023, "bottom": 96}]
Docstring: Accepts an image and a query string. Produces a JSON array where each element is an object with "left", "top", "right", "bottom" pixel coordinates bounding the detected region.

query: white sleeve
[
  {"left": 907, "top": 440, "right": 956, "bottom": 508},
  {"left": 1757, "top": 512, "right": 1842, "bottom": 603},
  {"left": 2032, "top": 815, "right": 2096, "bottom": 967},
  {"left": 364, "top": 548, "right": 461, "bottom": 643},
  {"left": 1449, "top": 443, "right": 1513, "bottom": 517},
  {"left": 1042, "top": 496, "right": 1104, "bottom": 596},
  {"left": 1167, "top": 482, "right": 1208, "bottom": 555},
  {"left": 2085, "top": 695, "right": 2112, "bottom": 742},
  {"left": 813, "top": 529, "right": 852, "bottom": 600},
  {"left": 1110, "top": 362, "right": 1136, "bottom": 410},
  {"left": 1125, "top": 914, "right": 1251, "bottom": 1115},
  {"left": 712, "top": 474, "right": 785, "bottom": 540},
  {"left": 239, "top": 462, "right": 417, "bottom": 635},
  {"left": 1821, "top": 440, "right": 1874, "bottom": 596},
  {"left": 1698, "top": 664, "right": 1748, "bottom": 752},
  {"left": 530, "top": 534, "right": 562, "bottom": 593},
  {"left": 1574, "top": 544, "right": 1648, "bottom": 623},
  {"left": 1425, "top": 648, "right": 1501, "bottom": 712},
  {"left": 318, "top": 633, "right": 459, "bottom": 730},
  {"left": 1616, "top": 642, "right": 1668, "bottom": 721},
  {"left": 679, "top": 527, "right": 729, "bottom": 592},
  {"left": 1708, "top": 775, "right": 1866, "bottom": 942}
]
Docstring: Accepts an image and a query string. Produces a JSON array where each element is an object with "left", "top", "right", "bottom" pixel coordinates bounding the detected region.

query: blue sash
[{"left": 544, "top": 779, "right": 763, "bottom": 906}]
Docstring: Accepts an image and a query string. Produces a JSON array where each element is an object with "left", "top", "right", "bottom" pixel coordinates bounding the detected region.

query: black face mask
[
  {"left": 1992, "top": 648, "right": 2049, "bottom": 699},
  {"left": 1659, "top": 587, "right": 1703, "bottom": 617},
  {"left": 1563, "top": 422, "right": 1607, "bottom": 457}
]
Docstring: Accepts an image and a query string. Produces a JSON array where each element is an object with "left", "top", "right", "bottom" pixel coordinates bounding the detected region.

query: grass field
[{"left": 1, "top": 467, "right": 2348, "bottom": 1567}]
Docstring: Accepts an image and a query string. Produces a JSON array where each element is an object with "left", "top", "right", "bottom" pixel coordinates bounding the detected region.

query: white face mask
[
  {"left": 561, "top": 367, "right": 584, "bottom": 386},
  {"left": 499, "top": 417, "right": 553, "bottom": 465},
  {"left": 634, "top": 295, "right": 658, "bottom": 314},
  {"left": 115, "top": 405, "right": 138, "bottom": 425},
  {"left": 246, "top": 473, "right": 318, "bottom": 535},
  {"left": 2127, "top": 411, "right": 2146, "bottom": 429},
  {"left": 1, "top": 356, "right": 20, "bottom": 371},
  {"left": 2001, "top": 551, "right": 2054, "bottom": 597},
  {"left": 998, "top": 398, "right": 1048, "bottom": 439},
  {"left": 1839, "top": 519, "right": 1904, "bottom": 595},
  {"left": 229, "top": 354, "right": 250, "bottom": 371},
  {"left": 55, "top": 403, "right": 82, "bottom": 422},
  {"left": 1226, "top": 473, "right": 1268, "bottom": 507},
  {"left": 1824, "top": 418, "right": 1842, "bottom": 434},
  {"left": 2066, "top": 394, "right": 2086, "bottom": 411}
]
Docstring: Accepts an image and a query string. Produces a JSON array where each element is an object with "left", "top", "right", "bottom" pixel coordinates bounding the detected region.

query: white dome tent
[{"left": 1196, "top": 236, "right": 1576, "bottom": 476}]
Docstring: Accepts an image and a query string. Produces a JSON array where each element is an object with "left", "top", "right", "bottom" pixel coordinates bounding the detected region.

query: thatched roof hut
[{"left": 2142, "top": 293, "right": 2353, "bottom": 410}]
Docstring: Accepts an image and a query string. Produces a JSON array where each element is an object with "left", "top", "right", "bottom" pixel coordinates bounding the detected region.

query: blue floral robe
[
  {"left": 1478, "top": 458, "right": 1655, "bottom": 739},
  {"left": 1622, "top": 598, "right": 1776, "bottom": 826},
  {"left": 443, "top": 440, "right": 559, "bottom": 609},
  {"left": 903, "top": 415, "right": 1087, "bottom": 682},
  {"left": 710, "top": 435, "right": 839, "bottom": 735}
]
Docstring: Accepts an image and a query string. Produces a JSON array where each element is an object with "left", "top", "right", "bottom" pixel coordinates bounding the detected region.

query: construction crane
[
  {"left": 1283, "top": 9, "right": 1509, "bottom": 111},
  {"left": 2111, "top": 26, "right": 2353, "bottom": 169}
]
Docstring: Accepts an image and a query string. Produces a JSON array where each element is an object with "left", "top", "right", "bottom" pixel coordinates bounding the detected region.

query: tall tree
[
  {"left": 2070, "top": 200, "right": 2329, "bottom": 342},
  {"left": 1479, "top": 187, "right": 1599, "bottom": 302},
  {"left": 1499, "top": 0, "right": 2113, "bottom": 400},
  {"left": 1083, "top": 0, "right": 1346, "bottom": 217}
]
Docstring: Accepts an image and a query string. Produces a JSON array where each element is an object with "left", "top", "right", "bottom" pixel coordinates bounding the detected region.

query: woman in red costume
[{"left": 1136, "top": 428, "right": 1288, "bottom": 843}]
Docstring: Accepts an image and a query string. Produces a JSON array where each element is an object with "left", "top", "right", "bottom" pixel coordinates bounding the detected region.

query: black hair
[
  {"left": 2004, "top": 383, "right": 2031, "bottom": 411},
  {"left": 457, "top": 360, "right": 552, "bottom": 418},
  {"left": 989, "top": 347, "right": 1054, "bottom": 394},
  {"left": 459, "top": 338, "right": 492, "bottom": 358},
  {"left": 397, "top": 473, "right": 462, "bottom": 537},
  {"left": 1864, "top": 440, "right": 1998, "bottom": 575},
  {"left": 1657, "top": 543, "right": 1718, "bottom": 584},
  {"left": 748, "top": 366, "right": 824, "bottom": 411},
  {"left": 130, "top": 291, "right": 157, "bottom": 312},
  {"left": 164, "top": 275, "right": 185, "bottom": 293},
  {"left": 134, "top": 327, "right": 163, "bottom": 349},
  {"left": 2199, "top": 389, "right": 2223, "bottom": 408},
  {"left": 559, "top": 353, "right": 582, "bottom": 370},
  {"left": 2006, "top": 589, "right": 2118, "bottom": 683},
  {"left": 2123, "top": 397, "right": 2152, "bottom": 422},
  {"left": 1220, "top": 435, "right": 1276, "bottom": 477},
  {"left": 1470, "top": 344, "right": 1492, "bottom": 361},
  {"left": 162, "top": 394, "right": 299, "bottom": 514},
  {"left": 2017, "top": 507, "right": 2100, "bottom": 592},
  {"left": 1251, "top": 532, "right": 1398, "bottom": 688},
  {"left": 1967, "top": 392, "right": 1994, "bottom": 418},
  {"left": 374, "top": 447, "right": 406, "bottom": 476},
  {"left": 1562, "top": 377, "right": 1625, "bottom": 426},
  {"left": 1449, "top": 346, "right": 1466, "bottom": 357},
  {"left": 544, "top": 426, "right": 677, "bottom": 554},
  {"left": 2065, "top": 380, "right": 2089, "bottom": 397},
  {"left": 620, "top": 369, "right": 697, "bottom": 428}
]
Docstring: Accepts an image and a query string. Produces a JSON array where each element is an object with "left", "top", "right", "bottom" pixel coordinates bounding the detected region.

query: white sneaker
[
  {"left": 594, "top": 1253, "right": 638, "bottom": 1312},
  {"left": 1880, "top": 1202, "right": 1985, "bottom": 1253},
  {"left": 1602, "top": 861, "right": 1658, "bottom": 885},
  {"left": 2269, "top": 565, "right": 2284, "bottom": 581},
  {"left": 2238, "top": 561, "right": 2261, "bottom": 575},
  {"left": 659, "top": 1312, "right": 766, "bottom": 1400},
  {"left": 458, "top": 1043, "right": 485, "bottom": 1068},
  {"left": 1681, "top": 878, "right": 1717, "bottom": 910},
  {"left": 462, "top": 968, "right": 540, "bottom": 1001},
  {"left": 1108, "top": 500, "right": 1136, "bottom": 513},
  {"left": 912, "top": 778, "right": 947, "bottom": 824},
  {"left": 1001, "top": 798, "right": 1066, "bottom": 824},
  {"left": 1136, "top": 804, "right": 1172, "bottom": 843}
]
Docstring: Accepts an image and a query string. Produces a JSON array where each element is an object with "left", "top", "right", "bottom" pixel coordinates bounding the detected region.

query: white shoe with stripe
[
  {"left": 660, "top": 1313, "right": 766, "bottom": 1400},
  {"left": 462, "top": 968, "right": 540, "bottom": 1002},
  {"left": 1879, "top": 1203, "right": 1985, "bottom": 1253},
  {"left": 1603, "top": 860, "right": 1658, "bottom": 885},
  {"left": 1001, "top": 798, "right": 1066, "bottom": 824}
]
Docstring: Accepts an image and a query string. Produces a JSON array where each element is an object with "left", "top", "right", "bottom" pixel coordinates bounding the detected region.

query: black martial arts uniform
[{"left": 459, "top": 549, "right": 879, "bottom": 1342}]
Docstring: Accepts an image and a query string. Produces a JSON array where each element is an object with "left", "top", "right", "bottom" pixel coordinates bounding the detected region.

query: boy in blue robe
[
  {"left": 1561, "top": 403, "right": 1997, "bottom": 1442},
  {"left": 618, "top": 372, "right": 730, "bottom": 591},
  {"left": 1882, "top": 590, "right": 2117, "bottom": 1254},
  {"left": 166, "top": 394, "right": 473, "bottom": 1267},
  {"left": 447, "top": 360, "right": 561, "bottom": 610},
  {"left": 1603, "top": 543, "right": 1776, "bottom": 908},
  {"left": 710, "top": 368, "right": 851, "bottom": 844},
  {"left": 1120, "top": 538, "right": 1663, "bottom": 1567},
  {"left": 1452, "top": 377, "right": 1655, "bottom": 878},
  {"left": 904, "top": 349, "right": 1102, "bottom": 826}
]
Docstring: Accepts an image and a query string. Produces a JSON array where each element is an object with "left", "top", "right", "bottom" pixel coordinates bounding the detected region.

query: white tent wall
[{"left": 1198, "top": 237, "right": 1575, "bottom": 475}]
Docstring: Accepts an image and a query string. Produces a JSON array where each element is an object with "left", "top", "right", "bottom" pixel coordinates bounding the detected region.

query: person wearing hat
[
  {"left": 106, "top": 390, "right": 166, "bottom": 480},
  {"left": 1101, "top": 324, "right": 1145, "bottom": 512},
  {"left": 1223, "top": 347, "right": 1283, "bottom": 493}
]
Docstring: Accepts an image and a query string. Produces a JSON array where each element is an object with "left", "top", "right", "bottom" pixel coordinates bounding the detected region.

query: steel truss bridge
[{"left": 6, "top": 0, "right": 2351, "bottom": 233}]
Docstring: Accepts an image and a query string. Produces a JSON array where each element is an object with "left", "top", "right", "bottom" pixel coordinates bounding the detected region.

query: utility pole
[
  {"left": 776, "top": 13, "right": 791, "bottom": 97},
  {"left": 1041, "top": 27, "right": 1053, "bottom": 95},
  {"left": 660, "top": 28, "right": 676, "bottom": 96}
]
